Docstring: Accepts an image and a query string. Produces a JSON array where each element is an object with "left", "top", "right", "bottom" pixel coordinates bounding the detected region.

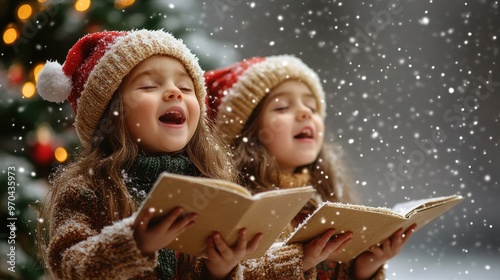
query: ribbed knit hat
[
  {"left": 36, "top": 29, "right": 206, "bottom": 147},
  {"left": 205, "top": 55, "right": 325, "bottom": 142}
]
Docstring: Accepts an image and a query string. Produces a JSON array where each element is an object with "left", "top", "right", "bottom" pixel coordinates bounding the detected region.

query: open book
[
  {"left": 134, "top": 172, "right": 316, "bottom": 260},
  {"left": 285, "top": 194, "right": 464, "bottom": 262}
]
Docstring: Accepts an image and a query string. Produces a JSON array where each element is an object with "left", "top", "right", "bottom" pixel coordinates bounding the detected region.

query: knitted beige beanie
[{"left": 204, "top": 55, "right": 325, "bottom": 142}]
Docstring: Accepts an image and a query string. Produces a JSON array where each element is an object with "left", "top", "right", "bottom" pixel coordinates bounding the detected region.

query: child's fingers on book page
[
  {"left": 234, "top": 228, "right": 249, "bottom": 251},
  {"left": 390, "top": 227, "right": 405, "bottom": 245},
  {"left": 388, "top": 225, "right": 415, "bottom": 254},
  {"left": 329, "top": 232, "right": 353, "bottom": 255},
  {"left": 383, "top": 238, "right": 397, "bottom": 256},
  {"left": 385, "top": 223, "right": 417, "bottom": 257},
  {"left": 315, "top": 228, "right": 336, "bottom": 247},
  {"left": 134, "top": 207, "right": 156, "bottom": 229},
  {"left": 155, "top": 207, "right": 185, "bottom": 231},
  {"left": 236, "top": 228, "right": 264, "bottom": 254},
  {"left": 368, "top": 239, "right": 389, "bottom": 258},
  {"left": 170, "top": 212, "right": 198, "bottom": 234},
  {"left": 205, "top": 235, "right": 220, "bottom": 260},
  {"left": 329, "top": 231, "right": 353, "bottom": 244},
  {"left": 402, "top": 223, "right": 417, "bottom": 242},
  {"left": 246, "top": 232, "right": 264, "bottom": 253},
  {"left": 211, "top": 232, "right": 233, "bottom": 257}
]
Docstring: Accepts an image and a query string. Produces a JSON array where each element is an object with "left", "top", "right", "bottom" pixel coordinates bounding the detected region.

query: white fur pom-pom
[{"left": 36, "top": 61, "right": 72, "bottom": 103}]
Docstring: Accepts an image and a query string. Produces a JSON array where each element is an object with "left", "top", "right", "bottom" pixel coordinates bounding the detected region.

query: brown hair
[
  {"left": 37, "top": 89, "right": 237, "bottom": 264},
  {"left": 232, "top": 93, "right": 357, "bottom": 204}
]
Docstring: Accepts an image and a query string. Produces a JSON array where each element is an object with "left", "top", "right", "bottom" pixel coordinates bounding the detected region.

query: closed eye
[
  {"left": 274, "top": 106, "right": 289, "bottom": 112},
  {"left": 138, "top": 85, "right": 157, "bottom": 90},
  {"left": 179, "top": 87, "right": 193, "bottom": 92},
  {"left": 307, "top": 106, "right": 317, "bottom": 113}
]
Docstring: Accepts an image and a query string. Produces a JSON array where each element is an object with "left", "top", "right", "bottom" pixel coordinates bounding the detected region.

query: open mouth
[
  {"left": 294, "top": 127, "right": 314, "bottom": 139},
  {"left": 159, "top": 110, "right": 185, "bottom": 125}
]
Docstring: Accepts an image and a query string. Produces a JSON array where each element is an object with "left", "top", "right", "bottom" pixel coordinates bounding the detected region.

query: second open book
[{"left": 285, "top": 194, "right": 464, "bottom": 262}]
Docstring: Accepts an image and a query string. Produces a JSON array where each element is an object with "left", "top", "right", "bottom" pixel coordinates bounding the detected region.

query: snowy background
[{"left": 193, "top": 0, "right": 499, "bottom": 279}]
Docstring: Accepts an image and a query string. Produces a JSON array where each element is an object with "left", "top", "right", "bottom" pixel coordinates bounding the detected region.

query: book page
[
  {"left": 164, "top": 173, "right": 253, "bottom": 197},
  {"left": 134, "top": 173, "right": 315, "bottom": 259},
  {"left": 286, "top": 202, "right": 407, "bottom": 262},
  {"left": 397, "top": 195, "right": 464, "bottom": 233},
  {"left": 252, "top": 185, "right": 316, "bottom": 199},
  {"left": 392, "top": 195, "right": 463, "bottom": 218},
  {"left": 233, "top": 186, "right": 315, "bottom": 259},
  {"left": 134, "top": 173, "right": 255, "bottom": 257},
  {"left": 286, "top": 194, "right": 463, "bottom": 262}
]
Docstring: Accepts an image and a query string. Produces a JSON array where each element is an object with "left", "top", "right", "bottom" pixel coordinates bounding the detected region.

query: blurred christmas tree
[{"left": 0, "top": 0, "right": 237, "bottom": 278}]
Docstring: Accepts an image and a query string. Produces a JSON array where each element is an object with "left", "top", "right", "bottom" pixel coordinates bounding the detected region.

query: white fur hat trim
[{"left": 36, "top": 61, "right": 72, "bottom": 103}]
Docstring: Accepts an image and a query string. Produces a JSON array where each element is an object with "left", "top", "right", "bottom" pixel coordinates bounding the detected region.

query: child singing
[
  {"left": 36, "top": 29, "right": 262, "bottom": 279},
  {"left": 205, "top": 55, "right": 417, "bottom": 279}
]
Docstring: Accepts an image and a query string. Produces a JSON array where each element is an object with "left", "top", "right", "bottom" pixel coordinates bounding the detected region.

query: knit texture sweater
[
  {"left": 46, "top": 171, "right": 156, "bottom": 278},
  {"left": 45, "top": 153, "right": 220, "bottom": 279}
]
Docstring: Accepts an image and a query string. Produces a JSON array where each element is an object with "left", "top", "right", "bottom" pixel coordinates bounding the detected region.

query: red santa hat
[
  {"left": 36, "top": 29, "right": 206, "bottom": 147},
  {"left": 204, "top": 55, "right": 326, "bottom": 142}
]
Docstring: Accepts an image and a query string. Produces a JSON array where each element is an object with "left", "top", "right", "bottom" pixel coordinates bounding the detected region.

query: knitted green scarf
[{"left": 127, "top": 153, "right": 200, "bottom": 280}]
